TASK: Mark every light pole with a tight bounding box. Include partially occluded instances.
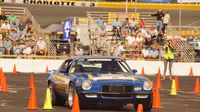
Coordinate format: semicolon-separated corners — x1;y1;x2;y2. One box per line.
179;0;182;36
125;0;128;13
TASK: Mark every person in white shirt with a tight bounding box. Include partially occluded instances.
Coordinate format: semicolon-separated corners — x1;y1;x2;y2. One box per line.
141;46;150;59
74;45;83;56
35;37;47;55
129;18;138;33
149;45;159;59
1;20;11;33
162;12;170;34
126;34;135;46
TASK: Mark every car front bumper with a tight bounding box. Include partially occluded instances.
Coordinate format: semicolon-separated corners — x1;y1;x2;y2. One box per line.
78;92;153;105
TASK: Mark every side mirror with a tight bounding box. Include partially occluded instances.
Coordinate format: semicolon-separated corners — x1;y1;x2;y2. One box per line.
132;69;137;74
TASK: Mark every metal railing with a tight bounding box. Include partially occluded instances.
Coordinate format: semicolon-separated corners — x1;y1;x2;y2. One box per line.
1;6;57;56
166;23;196;62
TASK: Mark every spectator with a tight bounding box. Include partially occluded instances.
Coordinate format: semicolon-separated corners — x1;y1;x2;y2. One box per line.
148;26;158;38
129;18;138;33
138;18;146;28
121;25;129;40
10;28;19;45
17;19;26;38
3;36;13;55
35;37;47;55
141;46;150;59
113;26;122;40
74;45;84;56
7;12;17;28
23;44;33;55
0;36;4;54
151;9;164;32
0;11;7;22
144;34;153;48
125;34;135;46
116;42;125;57
112;17;121;32
96;15;104;30
123;17;129;27
149;45;159;59
12;44;22;55
25;21;33;36
1;19;11;33
162;12;170;34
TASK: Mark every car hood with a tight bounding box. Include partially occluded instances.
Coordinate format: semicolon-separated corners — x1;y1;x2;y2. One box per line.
74;73;136;81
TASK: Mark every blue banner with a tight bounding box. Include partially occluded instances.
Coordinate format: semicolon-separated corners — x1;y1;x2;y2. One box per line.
63;19;72;42
144;0;174;2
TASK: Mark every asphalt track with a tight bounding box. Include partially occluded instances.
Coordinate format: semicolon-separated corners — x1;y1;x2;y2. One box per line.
1;73;200;112
1;3;200;28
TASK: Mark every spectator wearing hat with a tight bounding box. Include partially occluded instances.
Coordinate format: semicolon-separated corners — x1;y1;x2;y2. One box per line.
150;9;164;32
3;36;12;55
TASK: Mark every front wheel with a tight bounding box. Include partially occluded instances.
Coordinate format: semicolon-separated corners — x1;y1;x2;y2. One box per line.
67;83;77;108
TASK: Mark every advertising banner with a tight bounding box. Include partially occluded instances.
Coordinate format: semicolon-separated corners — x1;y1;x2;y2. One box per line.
144;0;174;2
63;19;72;42
177;0;200;3
0;0;96;7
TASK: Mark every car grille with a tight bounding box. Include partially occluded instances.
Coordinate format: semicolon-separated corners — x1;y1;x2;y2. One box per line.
102;85;132;93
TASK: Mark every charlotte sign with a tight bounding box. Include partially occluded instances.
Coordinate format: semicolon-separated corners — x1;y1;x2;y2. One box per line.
0;0;96;7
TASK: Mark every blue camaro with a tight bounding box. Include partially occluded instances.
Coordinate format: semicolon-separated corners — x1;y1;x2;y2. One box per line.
47;56;153;111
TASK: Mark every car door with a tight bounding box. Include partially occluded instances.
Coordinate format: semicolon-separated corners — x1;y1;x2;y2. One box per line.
54;59;72;96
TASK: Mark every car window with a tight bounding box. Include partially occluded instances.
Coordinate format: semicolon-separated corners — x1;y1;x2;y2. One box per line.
59;59;72;73
69;58;130;74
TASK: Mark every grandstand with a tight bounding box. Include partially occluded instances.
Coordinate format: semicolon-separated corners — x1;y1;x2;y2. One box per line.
0;1;199;62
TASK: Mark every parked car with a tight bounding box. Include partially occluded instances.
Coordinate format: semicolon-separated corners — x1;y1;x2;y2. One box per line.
47;56;153;111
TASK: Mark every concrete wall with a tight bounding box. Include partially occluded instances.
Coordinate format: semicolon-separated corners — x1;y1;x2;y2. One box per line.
0;59;200;76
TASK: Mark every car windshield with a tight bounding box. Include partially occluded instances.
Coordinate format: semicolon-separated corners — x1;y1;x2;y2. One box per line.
69;58;131;74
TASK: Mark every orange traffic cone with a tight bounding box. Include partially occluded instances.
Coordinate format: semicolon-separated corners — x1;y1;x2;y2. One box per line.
72;94;80;112
194;78;200;94
153;89;162;109
0;67;3;86
141;67;145;76
27;87;38;110
29;74;35;89
13;64;17;74
156;68;161;89
175;76;180;91
189;67;193;77
151;81;155;94
137;104;143;112
46;65;48;74
1;76;8;92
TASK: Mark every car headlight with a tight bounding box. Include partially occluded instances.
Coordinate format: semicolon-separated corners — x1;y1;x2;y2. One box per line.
82;80;92;90
143;81;152;91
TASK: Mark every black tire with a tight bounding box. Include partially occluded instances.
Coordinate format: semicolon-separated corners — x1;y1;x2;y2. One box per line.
50;87;65;106
67;83;78;109
134;101;152;111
